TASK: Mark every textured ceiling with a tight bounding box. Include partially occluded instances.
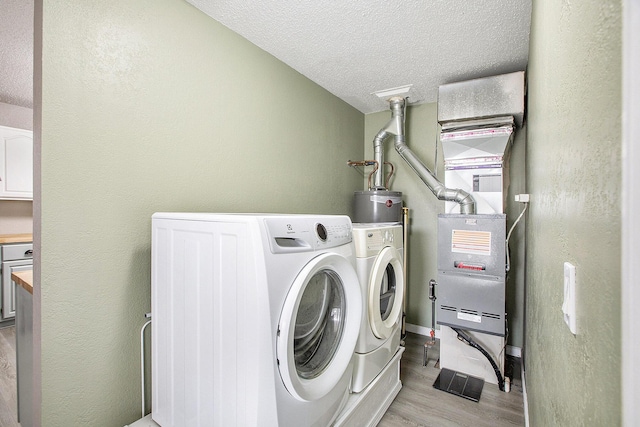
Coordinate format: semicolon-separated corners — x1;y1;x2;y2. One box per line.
0;1;531;114
186;0;532;113
0;0;33;109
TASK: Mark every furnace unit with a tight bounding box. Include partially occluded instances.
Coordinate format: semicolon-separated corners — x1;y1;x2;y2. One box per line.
436;213;506;336
435;71;525;387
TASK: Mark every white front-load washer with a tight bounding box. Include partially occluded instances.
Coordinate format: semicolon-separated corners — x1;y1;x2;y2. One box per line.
151;213;362;427
351;223;404;393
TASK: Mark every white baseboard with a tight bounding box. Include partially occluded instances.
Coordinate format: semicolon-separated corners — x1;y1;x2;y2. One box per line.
522;364;530;427
405;323;522;358
405;323;441;338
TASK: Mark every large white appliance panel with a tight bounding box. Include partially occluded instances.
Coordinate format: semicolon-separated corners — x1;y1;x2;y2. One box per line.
352;224;404;354
350;324;401;394
439;326;505;385
334;347;404;427
152;213;361;427
152;217;273;427
350;224;404;393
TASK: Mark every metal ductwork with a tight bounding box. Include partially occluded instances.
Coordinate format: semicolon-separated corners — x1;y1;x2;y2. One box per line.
373;97;476;215
437;71;525;215
434;72;526;387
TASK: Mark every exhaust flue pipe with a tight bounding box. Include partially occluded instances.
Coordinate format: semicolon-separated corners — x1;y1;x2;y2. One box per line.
374;97;476;215
372;100;404;189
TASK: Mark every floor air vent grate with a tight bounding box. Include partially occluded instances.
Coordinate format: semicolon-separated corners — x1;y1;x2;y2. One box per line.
433;368;484;402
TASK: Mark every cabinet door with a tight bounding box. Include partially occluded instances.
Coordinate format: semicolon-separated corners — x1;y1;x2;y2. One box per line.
0;125;33;200
1;261;32;320
16;283;33;427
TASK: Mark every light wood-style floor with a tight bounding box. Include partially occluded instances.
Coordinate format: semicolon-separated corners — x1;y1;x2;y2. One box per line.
379;332;525;427
0;325;19;427
0;328;524;427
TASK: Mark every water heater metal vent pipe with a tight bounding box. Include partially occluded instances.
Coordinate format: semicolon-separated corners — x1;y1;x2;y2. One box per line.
372;97;476;214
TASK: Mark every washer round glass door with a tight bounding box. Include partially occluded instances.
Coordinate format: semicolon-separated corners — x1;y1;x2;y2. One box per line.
277;252;362;402
369;246;404;339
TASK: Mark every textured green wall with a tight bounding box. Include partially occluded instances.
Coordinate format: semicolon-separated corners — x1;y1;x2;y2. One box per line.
37;0;363;425
525;0;622;425
364;103;527;349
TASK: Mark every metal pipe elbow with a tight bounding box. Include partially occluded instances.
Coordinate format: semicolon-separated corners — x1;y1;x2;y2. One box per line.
440;187;476;214
373;131;389;148
456;192;476;215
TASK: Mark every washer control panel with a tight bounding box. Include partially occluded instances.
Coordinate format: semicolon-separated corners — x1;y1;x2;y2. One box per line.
352;224;403;258
317;222;352;245
264;215;352;253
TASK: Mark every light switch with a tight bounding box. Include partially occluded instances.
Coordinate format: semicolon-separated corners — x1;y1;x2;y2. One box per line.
562;262;577;334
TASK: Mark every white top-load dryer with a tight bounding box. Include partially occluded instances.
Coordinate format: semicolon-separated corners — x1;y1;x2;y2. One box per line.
351;223;404;393
151;213;363;427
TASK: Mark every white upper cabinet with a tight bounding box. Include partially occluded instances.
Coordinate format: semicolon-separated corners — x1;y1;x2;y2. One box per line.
0;125;33;200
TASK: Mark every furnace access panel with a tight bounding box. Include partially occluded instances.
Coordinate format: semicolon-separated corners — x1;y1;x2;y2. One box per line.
436;214;507;336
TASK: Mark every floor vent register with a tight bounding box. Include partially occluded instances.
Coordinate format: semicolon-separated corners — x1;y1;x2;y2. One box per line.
433;368;484;402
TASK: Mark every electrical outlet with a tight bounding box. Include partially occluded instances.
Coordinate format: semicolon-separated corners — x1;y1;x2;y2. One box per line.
515;194;530;203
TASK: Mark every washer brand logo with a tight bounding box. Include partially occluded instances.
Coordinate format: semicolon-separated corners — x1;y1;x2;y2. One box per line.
287;224;293;231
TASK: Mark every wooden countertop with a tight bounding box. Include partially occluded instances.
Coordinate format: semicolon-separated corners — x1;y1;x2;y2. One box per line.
0;233;33;244
11;270;33;295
